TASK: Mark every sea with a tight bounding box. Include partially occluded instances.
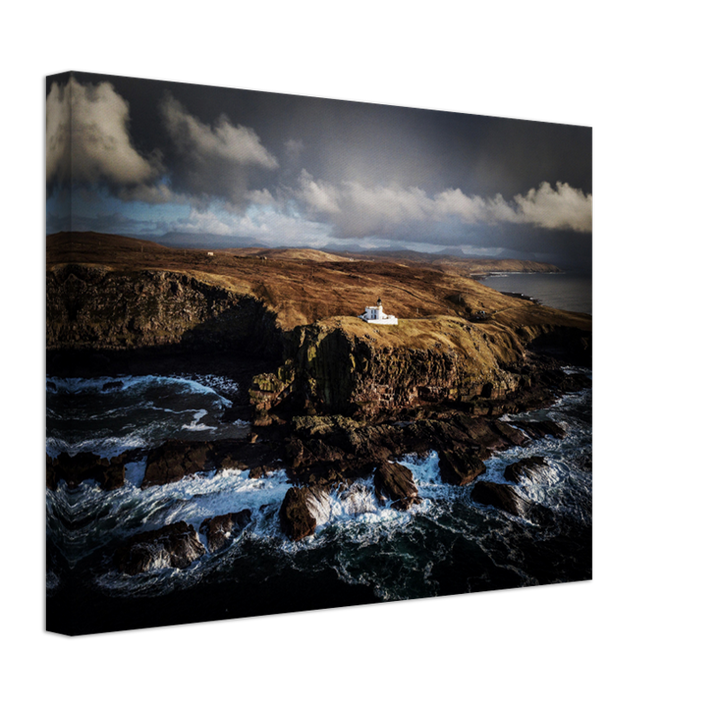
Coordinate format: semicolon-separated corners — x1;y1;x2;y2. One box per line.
46;371;592;634
477;272;592;315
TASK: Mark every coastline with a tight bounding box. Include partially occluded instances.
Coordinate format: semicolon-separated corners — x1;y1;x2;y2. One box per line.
46;334;591;636
46;235;592;634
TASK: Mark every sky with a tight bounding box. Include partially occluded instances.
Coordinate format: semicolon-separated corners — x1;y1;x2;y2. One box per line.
46;72;592;270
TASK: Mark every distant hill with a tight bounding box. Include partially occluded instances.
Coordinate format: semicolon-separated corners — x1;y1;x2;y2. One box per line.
325;249;562;277
46;231;562;277
153;232;268;249
223;247;354;263
47;232;171;263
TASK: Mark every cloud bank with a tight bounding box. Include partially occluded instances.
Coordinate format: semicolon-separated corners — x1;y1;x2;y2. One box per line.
296;171;592;236
46;74;592;268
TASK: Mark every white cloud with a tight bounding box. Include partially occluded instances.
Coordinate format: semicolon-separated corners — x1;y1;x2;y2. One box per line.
513;181;592;232
160;95;278;205
161;96;277;169
434;188;485;223
294;172;592;236
297;169;341;214
46;76;159;188
46;81;71;185
169;202;332;247
345;182;434;223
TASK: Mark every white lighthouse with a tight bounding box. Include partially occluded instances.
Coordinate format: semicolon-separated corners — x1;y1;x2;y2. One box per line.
359;297;398;325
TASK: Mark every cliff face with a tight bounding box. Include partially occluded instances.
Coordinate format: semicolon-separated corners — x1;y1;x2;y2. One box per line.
46;264;282;356
250;316;530;419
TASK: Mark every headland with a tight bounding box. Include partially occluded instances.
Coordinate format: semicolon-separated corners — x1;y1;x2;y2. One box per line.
46;231;592;632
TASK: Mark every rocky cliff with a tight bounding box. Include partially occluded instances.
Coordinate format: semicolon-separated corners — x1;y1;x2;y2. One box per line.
46;263;283;357
249;315;532;419
250;300;592;418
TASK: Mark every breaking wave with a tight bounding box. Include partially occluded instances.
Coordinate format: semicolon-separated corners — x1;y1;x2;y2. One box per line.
47;373;591;605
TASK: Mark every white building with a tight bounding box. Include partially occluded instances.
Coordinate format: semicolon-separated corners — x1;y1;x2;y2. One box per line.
359;298;398;325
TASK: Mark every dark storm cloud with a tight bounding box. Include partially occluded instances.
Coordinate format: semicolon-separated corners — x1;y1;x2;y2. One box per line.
48;72;592;268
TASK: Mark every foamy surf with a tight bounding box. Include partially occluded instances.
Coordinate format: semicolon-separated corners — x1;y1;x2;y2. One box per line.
46;374;248;459
47;371;592;605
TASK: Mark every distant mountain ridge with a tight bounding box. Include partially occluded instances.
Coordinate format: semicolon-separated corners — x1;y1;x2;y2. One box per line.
153;232;268;249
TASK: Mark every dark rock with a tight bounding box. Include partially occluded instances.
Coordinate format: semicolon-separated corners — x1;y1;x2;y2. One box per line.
279;487;317;541
374;460;420;509
390;497;422;511
46;452;126;491
438;447;486;485
46;263;284;358
102;380;124;391
490;421;527;447
210;438;284;475
504;456;547;483
142;441;214;488
518;420;566;440
283;412;531;488
200;510;252;552
115;521;206;575
285;416;409;484
471;481;532;517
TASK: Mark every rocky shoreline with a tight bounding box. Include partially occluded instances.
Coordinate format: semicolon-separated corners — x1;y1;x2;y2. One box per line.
48;344;589;574
47;244;591;578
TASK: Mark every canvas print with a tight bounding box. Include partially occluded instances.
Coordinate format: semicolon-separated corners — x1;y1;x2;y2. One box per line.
46;72;592;635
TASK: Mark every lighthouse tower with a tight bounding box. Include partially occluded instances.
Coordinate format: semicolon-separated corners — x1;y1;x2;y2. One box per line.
359;297;398;325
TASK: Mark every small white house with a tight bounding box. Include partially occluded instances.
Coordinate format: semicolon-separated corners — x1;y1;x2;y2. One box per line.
359;298;398;325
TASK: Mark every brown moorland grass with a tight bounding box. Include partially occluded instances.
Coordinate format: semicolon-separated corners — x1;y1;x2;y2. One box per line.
47;232;590;334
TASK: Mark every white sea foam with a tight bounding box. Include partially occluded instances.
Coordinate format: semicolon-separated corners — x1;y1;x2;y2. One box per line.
180;409;216;432
396;451;442;487
306;479;381;529
173;374;240;397
49;373;592;602
113;467;295;535
47;374;233;406
46;373;241;459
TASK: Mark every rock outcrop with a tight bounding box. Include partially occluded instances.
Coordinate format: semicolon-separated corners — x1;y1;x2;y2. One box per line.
279;487;318;541
503;456;547;484
249;315;592;427
437;447;486;486
374;461;421;510
142;441;215;488
200;510;253;553
470;481;533;518
46;436;290;497
115;522;206;575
